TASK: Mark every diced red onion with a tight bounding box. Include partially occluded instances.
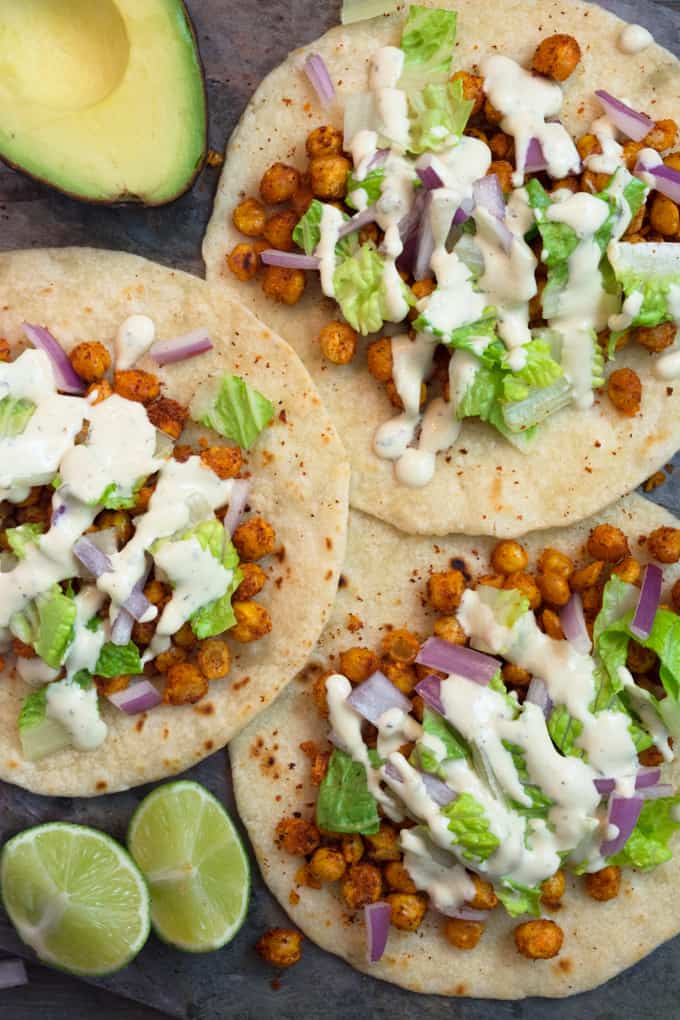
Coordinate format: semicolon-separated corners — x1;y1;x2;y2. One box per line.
473;174;506;220
559;593;591;655
523;137;548;173
600;794;643;857
338;205;377;239
594;90;654;142
108;678;162;715
347;670;412;725
304;53;336;107
631;563;663;640
22;323;86;395
122;588;151;623
73;537;112;578
397;188;428;275
639;783;674;800
452;198;473;226
223;479;251;536
383;761;456;807
0;959;27;989
50;500;67;526
365;901;391;963
636;162;680;203
416;165;444;190
594;768;660;795
416;637;500;685
367;148;389;172
111;608;134;646
415;674;444;715
261;250;320;270
413;193;435;280
525;677;552;718
149;330;213;367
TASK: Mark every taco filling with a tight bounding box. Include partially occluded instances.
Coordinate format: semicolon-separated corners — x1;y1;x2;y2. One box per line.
0;320;277;761
274;526;680;963
227;5;680;487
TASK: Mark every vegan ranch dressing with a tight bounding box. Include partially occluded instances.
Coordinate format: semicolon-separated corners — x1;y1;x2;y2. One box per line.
619;24;654;54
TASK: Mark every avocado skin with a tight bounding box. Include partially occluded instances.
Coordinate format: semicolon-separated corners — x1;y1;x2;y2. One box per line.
0;0;208;208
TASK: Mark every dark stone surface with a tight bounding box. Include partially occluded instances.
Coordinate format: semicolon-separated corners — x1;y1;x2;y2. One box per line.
3;0;680;1018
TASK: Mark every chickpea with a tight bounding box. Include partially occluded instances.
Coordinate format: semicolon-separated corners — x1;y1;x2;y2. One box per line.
227;242;261;282
411;694;425;722
163;662;208;705
231;601;273;642
95;674;129;697
366;337;393;382
86;379;113;404
384;860;416;893
200;445;243;480
585;866;621;901
537;547;573;579
649;194;680;237
411;278;436;303
12;638;36;659
570;560;604;591
197;639;231;680
69;341;111;383
233;517;276;561
263;210;298;252
540;870;566;908
341;834;364;865
644;119;678;152
541;608;564;640
341;863;383;909
532;33;581;81
233;197;266;237
339;646;379;684
489;131;514;161
259;163;300;204
173;444;194;463
576;133;601;160
623;206;645;240
622;141;645;170
444;918;485;950
311;670;336;717
359;222;380;246
612;556;641;585
433;615;466;645
672;577;680;612
261;265;306;305
648;526;680;563
275;817;320;856
144;579;171;609
427;570;466;612
626;640;657;674
502;663;531;688
635;322;677;352
318;321;358;365
146;397;188;441
364;822;401;863
488;160;513;192
476;573;504;589
639;745;665;767
514;919;563;959
503;572;541;610
131;620;155;647
483;98;503;126
536;572;571;607
113;369;160;404
385;378;427;411
256;928;303;968
382;659;418;695
382;628;420;665
154;646;187;673
550;176;579;194
309;155;352;200
234;562;266;600
95;509;133;547
607;367;641;416
469;874;498;911
306;125;344;159
387;892;427;932
450;70;485;116
491;540;529;575
291;179;315;217
173;621;198;650
309;847;346;883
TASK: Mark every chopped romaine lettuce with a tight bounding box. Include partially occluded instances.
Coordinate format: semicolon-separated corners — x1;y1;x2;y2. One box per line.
609;796;680;871
407;79;474;154
398;5;458;91
502;741;553;819
496;879;542;918
501;376;573;433
18;688;72;762
548;703;585;759
11;585;76;669
94;477;146;511
499;339;564;402
475;585;530;632
95;641;142;678
5;522;43;560
412;707;469;775
340;0;399;25
442;792;500;862
315;748;380;834
333;243;414;335
0;396;36;438
346;168;385;210
191;374;274;450
292;199;358;257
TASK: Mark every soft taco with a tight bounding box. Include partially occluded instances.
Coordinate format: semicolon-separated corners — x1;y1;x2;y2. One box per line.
232;494;680;997
0;248;349;796
204;0;680;536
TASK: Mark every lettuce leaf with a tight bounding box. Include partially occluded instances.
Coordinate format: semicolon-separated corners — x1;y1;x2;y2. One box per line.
95;641;142;678
548;703;585;759
407;79;474;154
412;707;469;775
399;5;457;90
315;748;380;834
192;374;274;450
94;477;146;511
502;741;553;819
292;199;358;257
442;792;500;862
346;168;385;210
10;585;76;669
5;522;44;560
186;521;243;639
18;688;72;762
0;396;36;438
496;879;542;918
333;242;413;335
609;796;680;871
499;339;563;402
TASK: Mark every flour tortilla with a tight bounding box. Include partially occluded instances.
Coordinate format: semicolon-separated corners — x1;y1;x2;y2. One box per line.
0;248;350;796
203;0;680;537
231;494;680;998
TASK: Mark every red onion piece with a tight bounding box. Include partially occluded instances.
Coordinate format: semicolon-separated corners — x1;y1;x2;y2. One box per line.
0;959;27;989
347;670;412;725
149;330;213;367
452;199;473;226
397;188;428;275
367;148;389;172
261;250;320;270
338;205;377;239
525;677;552;717
73;537;112;578
473;174;505;220
383;760;456;807
108;678;162;715
416;637;500;685
594;90;654;142
594;768;660;796
22;323;86;395
50;500;67;527
523;137;548;173
365;901;391;963
600;795;643;857
415;674;444;715
223;479;251;536
416;165;444;190
639;783;674;800
304;53;336;107
111;608;134;646
559;593;591;655
638;162;680;204
631;563;663;640
413;193;435;280
122;588;152;623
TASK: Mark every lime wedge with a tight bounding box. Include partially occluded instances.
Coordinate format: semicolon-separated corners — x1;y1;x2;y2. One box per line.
1;822;150;975
127;780;250;952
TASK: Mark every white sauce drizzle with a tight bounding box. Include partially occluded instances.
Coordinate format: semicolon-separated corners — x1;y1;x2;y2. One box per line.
619;24;654;54
114;315;156;371
153;536;233;636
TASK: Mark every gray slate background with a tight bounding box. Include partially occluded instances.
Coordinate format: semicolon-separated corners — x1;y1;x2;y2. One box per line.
3;0;680;1017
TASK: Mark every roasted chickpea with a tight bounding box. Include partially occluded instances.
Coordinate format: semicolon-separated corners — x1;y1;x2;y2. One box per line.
488;160;513;192
644;119;678;152
95;509;133;547
364;823;401;863
541;608;564;640
476;573;504;589
341;862;383;909
339;646;379;684
540;870;566;908
514;919;563;959
131;620;155;647
233;197;267;237
291;179;315;217
450;70;485;116
382;628;420;665
173;621;198;650
95;674;129;697
427;570;466;612
502;663;531;688
469;875;498;911
113;369;160;404
570;560;604;591
197;639;231;680
146;397;188;440
256;928;303;968
261;265;306;305
163;662;208;705
384;860;416;893
231;601;273;642
577;133;601;161
622;140;645;170
483;99;503;126
263;210;298;251
491;540;529;575
311;670;335;717
639;745;665;767
12;638;36;659
607;367;641;416
581;584;604;617
69;341;111;383
309;847;346;883
275;817;320;856
309;155;352;200
366;337;393;382
489;131;514;161
582;170;611;193
173;444;194;463
550;176;579;194
387;892;427;932
144;579;171;609
648;526;680;563
433;615;466;645
585;866;621;901
649;194;680;237
536;572;571;607
626;640;657;674
341;834;364;865
382;659;418;695
503;572;541;610
227;242;261;282
532;33;581;81
233;517;276;561
260;163;300;204
444;918;484;950
411;278;436;303
612;556;642;585
154;646;188;673
86;379;113;404
537;547;573;578
234;562;266;600
635;322;677;352
318;321;358;365
200;445;243;480
306;125;344;159
672;577;680;612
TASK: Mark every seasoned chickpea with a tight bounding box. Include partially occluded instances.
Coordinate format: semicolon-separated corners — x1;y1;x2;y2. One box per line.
174;621;198;650
114;369;160;404
541;608;564;640
503;572;541;610
476;573;504;589
163;663;208;705
200;445;243;480
537;572;571;607
260;163;300;204
411;278;436;303
585;866;621;901
339;646;379;684
469;875;498;911
173;444;194;463
483;98;503;126
537;547;573;578
69;341;111;383
644;119;678;152
318;321;358;364
639;745;665;767
582;169;611;193
427;569;466;612
550;176;579;194
433;615;466;644
146;397;188;440
275;817;320;856
95;509;133;547
309;155;352;200
227;242;261;282
514;919;563;959
648;526;680;563
131;620;155;647
532;33;581;80
622;140;645;170
233;197;267;237
291;179;315;217
306;125;344;158
450;70;485;116
626;640;657;674
387;892;427;932
341;834;364;865
444;918;484;950
12;638;36;659
607;367;641;416
364;823;401;863
488;160;513;192
491;540;529;575
86;379;113;404
612;556;642;585
581;584;604;617
144;579;171;609
95;674;129;697
341;863;383;909
576;133;601;160
263;209;298;251
672;577;680;612
311;670;334;717
256;928;303;968
570;560;604;591
197;639;231;680
231;601;273;642
650;194;680;237
261;265;306;305
234;562;266;600
489;131;514;161
309;847;346;883
366;337;393;382
384;860;416;893
382;629;420;665
540;870;566;907
233;517;276;561
635;322;677;352
382;659;418;695
502;663;531;688
154;646;188;673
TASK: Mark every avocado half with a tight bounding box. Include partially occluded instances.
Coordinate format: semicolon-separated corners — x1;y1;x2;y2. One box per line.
0;0;207;206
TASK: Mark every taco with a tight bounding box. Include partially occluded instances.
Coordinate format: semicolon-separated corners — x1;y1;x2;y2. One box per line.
232;494;680;997
204;0;680;537
0;248;349;796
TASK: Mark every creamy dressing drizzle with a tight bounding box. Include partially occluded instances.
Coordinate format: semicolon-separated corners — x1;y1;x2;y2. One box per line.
153;536;233;636
114;315;156;371
619;24;654;54
316;204;344;298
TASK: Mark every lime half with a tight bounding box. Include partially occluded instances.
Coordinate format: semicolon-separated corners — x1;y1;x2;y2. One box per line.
1;822;150;975
128;780;250;952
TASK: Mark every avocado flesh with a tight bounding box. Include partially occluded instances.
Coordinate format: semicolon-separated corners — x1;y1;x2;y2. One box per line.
0;0;206;205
